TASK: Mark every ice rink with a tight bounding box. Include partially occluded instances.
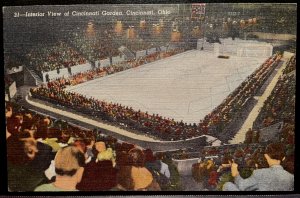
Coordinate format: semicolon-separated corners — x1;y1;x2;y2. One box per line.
66;50;267;124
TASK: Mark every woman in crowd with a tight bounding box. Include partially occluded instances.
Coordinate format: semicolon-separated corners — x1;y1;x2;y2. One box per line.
116;148;161;191
7;136;46;191
77;141;117;191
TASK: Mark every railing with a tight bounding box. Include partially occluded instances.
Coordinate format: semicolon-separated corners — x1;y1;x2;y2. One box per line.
118;46;136;60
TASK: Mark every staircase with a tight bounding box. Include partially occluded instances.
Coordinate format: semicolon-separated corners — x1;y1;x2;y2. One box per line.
229;60;287;144
24;66;43;86
118;46;136;60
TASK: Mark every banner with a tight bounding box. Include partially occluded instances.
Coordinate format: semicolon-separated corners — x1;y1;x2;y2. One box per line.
191;3;206;19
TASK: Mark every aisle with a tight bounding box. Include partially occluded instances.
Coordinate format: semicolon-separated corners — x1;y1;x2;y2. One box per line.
229;59;287;144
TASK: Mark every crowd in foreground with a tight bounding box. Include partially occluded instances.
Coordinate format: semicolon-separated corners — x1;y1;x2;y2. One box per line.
30;53;282;141
6;99;294;191
192;134;294;191
6;102;181;191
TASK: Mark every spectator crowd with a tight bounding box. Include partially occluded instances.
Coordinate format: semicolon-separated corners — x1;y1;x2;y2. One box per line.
26;41;87;73
69;28;120;62
254;55;295;129
6;102;181;191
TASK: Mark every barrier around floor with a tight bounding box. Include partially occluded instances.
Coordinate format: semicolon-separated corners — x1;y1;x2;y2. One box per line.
42;62;92;82
136;50;147;58
99;58;110;67
112;55;125;64
173;158;200;176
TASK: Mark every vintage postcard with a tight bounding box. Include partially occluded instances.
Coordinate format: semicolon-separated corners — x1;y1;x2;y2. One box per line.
3;3;296;193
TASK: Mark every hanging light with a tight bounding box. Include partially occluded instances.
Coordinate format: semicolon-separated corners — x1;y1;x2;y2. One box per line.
171;30;181;42
153;24;161;35
114;20;123;35
140;20;146;29
127;26;136;39
248;18;253;24
192;26;201;37
240;19;245;28
86;21;95;38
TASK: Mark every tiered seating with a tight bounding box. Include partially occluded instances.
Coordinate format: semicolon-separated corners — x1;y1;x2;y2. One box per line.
25;41;87;73
282;55;296;75
191;125;294;191
69;29;120;62
253;55;295;129
4;53;23;70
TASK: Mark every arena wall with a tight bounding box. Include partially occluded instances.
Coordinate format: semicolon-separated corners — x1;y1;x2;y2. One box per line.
249;32;296;41
197;38;273;58
173;158;200;176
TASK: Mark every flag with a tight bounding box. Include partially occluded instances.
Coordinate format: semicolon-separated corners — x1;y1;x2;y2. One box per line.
191;3;206;18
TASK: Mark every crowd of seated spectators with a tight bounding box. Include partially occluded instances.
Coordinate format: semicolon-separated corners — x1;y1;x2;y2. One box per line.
30;53;281;141
4;53;23;70
192;143;267;190
192;133;294;191
69;30;120;62
253;55;295;129
25;41;87;73
6;102;181;191
221;142;294;191
282;55;296;75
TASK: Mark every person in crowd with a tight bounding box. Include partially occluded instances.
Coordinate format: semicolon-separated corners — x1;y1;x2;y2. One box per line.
223;142;294;191
144;149;161;174
155;152;171;179
116;148;161;191
77;141;117;191
149;152;171;190
244;128;253;144
7;136;45;191
34;146;85;191
6;102;13;139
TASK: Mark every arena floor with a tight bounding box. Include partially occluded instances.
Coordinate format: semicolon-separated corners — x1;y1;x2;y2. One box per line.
66;50;267;124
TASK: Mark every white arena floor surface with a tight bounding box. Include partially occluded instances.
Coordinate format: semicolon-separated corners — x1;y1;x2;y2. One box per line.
66;50;267;124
